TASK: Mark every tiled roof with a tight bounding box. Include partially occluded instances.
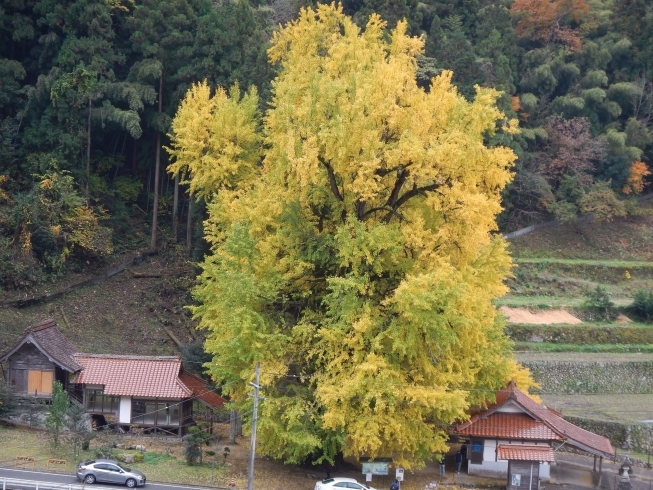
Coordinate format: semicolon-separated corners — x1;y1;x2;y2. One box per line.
73;354;192;398
457;413;561;440
497;444;555;462
178;371;225;409
457;381;614;457
0;318;81;372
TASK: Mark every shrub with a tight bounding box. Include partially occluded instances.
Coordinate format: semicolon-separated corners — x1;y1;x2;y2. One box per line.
583;285;614;320
133;453;144;463
630;290;653;322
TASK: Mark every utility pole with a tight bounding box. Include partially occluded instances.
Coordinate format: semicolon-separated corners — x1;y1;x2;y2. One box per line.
247;362;261;490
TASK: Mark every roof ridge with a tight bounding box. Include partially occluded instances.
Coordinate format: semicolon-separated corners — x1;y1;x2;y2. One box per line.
25;318;57;332
74;353;181;361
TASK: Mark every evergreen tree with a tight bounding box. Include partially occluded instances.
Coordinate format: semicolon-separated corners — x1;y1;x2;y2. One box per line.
44;381;68;448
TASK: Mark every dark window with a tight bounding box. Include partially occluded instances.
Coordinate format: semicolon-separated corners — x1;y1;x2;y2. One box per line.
132;400;146;423
470;440;484;465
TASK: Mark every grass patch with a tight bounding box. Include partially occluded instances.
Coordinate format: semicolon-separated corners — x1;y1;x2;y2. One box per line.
142;452;175;464
496;296;633;307
514;258;653;267
513;342;653;353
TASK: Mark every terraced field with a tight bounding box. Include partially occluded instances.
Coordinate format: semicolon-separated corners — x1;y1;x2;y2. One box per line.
504;211;653;448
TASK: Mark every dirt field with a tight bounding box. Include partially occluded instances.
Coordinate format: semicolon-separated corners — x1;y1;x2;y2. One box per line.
500;306;582;324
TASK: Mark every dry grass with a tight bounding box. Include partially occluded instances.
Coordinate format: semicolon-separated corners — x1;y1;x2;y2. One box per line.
538;394;653;423
0;424;502;490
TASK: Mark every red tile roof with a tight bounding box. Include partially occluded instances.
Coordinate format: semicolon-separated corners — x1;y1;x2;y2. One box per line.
178;371;225;409
497;444;555;462
73;354;192;398
457;381;614;457
457;413;561;440
0;318;81;372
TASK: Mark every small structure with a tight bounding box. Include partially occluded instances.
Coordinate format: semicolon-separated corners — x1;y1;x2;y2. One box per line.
1;319;225;435
0;318;80;399
498;444;554;490
455;381;614;485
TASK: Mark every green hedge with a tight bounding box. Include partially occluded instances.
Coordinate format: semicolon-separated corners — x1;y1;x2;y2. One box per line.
506;324;653;344
513;342;653;353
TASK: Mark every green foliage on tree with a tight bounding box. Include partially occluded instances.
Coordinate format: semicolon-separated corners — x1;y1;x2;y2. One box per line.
0;380;18;418
183;425;211;465
44;381;68;448
630;290;653;323
583;285;615;321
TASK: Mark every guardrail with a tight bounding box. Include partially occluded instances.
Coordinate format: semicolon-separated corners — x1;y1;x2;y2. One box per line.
0;478;83;490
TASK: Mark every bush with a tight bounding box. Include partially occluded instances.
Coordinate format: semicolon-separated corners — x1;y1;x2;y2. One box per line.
630;290;653;322
133;453;144;463
583;285;614;320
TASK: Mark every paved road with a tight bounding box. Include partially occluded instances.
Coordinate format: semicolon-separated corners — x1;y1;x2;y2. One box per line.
552;454;653;490
0;468;220;490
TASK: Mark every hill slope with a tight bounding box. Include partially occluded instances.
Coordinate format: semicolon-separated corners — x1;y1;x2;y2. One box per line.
0;246;198;357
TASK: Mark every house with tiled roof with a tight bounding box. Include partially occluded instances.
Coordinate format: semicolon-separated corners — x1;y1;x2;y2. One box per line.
0;319;225;436
455;381;614;489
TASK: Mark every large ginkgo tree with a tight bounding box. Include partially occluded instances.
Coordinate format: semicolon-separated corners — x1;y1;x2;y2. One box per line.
167;3;533;468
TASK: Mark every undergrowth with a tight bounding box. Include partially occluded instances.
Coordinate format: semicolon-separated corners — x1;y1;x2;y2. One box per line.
513;342;653;353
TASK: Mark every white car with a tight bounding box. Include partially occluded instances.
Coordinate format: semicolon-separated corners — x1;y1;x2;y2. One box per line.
315;477;377;490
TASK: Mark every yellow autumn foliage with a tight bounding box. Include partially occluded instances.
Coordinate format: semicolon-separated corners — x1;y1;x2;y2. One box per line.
168;3;533;469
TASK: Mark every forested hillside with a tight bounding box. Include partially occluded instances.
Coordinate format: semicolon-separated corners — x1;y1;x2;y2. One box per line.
1;0;652;291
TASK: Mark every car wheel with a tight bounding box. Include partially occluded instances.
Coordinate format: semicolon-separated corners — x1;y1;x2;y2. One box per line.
85;475;96;484
125;478;137;488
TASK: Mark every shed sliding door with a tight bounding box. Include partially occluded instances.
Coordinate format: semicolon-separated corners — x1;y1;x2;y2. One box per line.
27;370;53;395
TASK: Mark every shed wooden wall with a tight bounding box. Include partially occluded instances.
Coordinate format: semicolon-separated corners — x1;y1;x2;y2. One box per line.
6;343;55;394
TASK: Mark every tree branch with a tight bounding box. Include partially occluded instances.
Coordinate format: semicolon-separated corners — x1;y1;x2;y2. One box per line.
383;182;442;222
386;168;408;208
320;157;344;202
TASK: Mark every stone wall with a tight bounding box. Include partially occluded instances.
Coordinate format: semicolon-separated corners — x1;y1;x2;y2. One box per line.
565;417;653;456
523;361;653;394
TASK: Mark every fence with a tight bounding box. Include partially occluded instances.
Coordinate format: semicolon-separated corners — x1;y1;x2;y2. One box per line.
1;478;82;490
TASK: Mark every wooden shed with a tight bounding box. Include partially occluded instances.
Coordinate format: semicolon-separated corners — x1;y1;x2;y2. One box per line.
0;318;81;399
498;444;555;490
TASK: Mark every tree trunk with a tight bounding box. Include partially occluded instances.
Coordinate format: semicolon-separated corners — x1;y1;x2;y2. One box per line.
173;173;179;239
150;73;163;251
86;95;92;198
186;195;192;254
132;139;137;175
229;409;242;442
229;409;237;444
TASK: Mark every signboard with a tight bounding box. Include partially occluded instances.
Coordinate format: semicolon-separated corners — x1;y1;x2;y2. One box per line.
361;462;389;475
511;474;521;487
396;467;404;482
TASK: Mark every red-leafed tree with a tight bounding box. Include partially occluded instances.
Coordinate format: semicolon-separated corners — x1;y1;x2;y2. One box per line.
539;116;606;188
510;0;589;51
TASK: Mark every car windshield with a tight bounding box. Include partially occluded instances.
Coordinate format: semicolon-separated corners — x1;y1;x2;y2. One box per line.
118;464;131;472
